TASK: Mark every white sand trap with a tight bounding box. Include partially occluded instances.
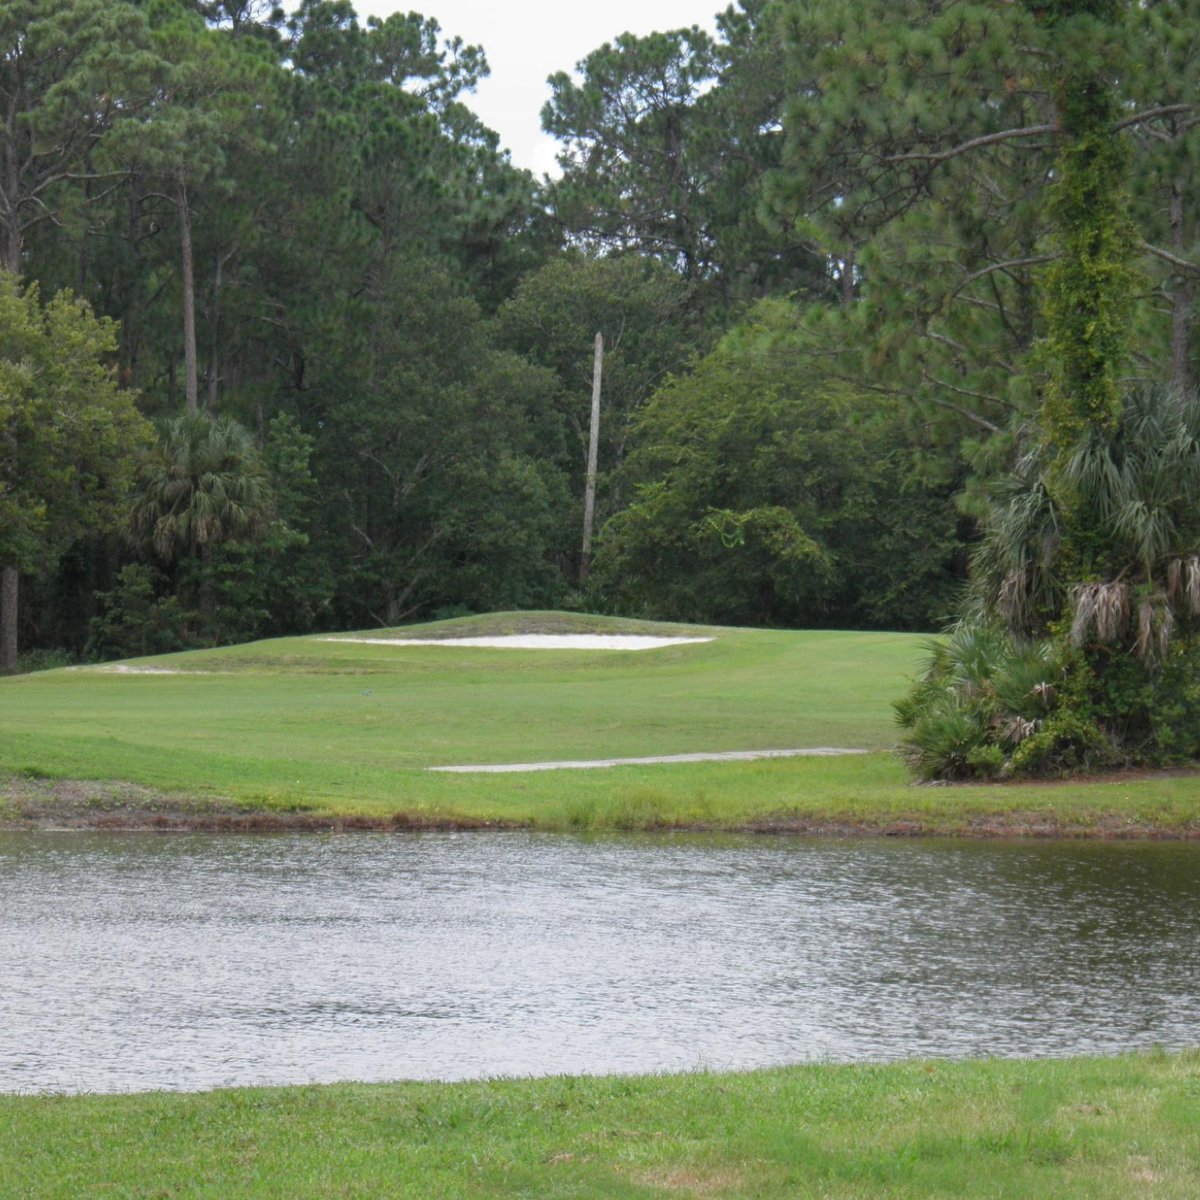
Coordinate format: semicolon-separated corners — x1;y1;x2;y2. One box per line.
429;748;867;773
319;634;713;651
78;664;211;676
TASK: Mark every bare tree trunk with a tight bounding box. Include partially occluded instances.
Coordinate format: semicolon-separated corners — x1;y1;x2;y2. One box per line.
2;183;22;671
122;176;142;387
177;171;199;412
198;541;215;637
840;250;856;308
2;90;23;278
579;332;604;585
1170;182;1193;392
1;566;17;674
206;246;223;411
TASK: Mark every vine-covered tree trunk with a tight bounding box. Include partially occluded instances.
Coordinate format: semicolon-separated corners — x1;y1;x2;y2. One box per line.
1029;0;1139;581
1037;5;1138;453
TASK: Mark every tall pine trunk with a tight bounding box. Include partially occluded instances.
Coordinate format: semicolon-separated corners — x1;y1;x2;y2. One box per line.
1170;182;1193;392
0;567;16;674
1;178;21;673
206;247;223;410
177;171;199;412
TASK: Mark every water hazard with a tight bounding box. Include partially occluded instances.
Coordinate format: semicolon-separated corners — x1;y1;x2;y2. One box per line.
1;832;1197;1094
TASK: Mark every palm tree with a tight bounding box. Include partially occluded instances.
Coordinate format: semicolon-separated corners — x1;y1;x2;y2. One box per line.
973;385;1200;662
899;385;1200;780
129;411;273;629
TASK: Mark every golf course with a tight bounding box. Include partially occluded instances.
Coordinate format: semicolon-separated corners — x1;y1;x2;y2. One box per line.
6;0;1200;1188
1;612;1198;835
3;613;1200;1198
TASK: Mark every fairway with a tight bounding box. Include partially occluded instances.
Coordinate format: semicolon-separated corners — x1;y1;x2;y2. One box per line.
0;613;916;806
3;611;1199;834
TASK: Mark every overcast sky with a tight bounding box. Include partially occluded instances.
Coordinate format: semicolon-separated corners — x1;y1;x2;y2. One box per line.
351;1;721;177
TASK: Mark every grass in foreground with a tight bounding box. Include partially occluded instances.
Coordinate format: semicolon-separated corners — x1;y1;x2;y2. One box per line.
1;612;1198;834
2;1051;1198;1198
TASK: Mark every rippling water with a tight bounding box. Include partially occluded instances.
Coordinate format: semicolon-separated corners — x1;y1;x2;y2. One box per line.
0;832;1197;1093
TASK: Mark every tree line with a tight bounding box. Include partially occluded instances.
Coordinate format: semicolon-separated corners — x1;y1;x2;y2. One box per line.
1;0;1197;716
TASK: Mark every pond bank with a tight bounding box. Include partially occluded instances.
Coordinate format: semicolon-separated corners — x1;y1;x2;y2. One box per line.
3;1051;1198;1198
4;770;1200;838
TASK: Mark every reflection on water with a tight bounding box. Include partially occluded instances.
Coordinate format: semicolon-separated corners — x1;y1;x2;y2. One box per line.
0;831;1197;1094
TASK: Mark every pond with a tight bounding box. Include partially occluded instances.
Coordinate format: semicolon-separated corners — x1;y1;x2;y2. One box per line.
1;831;1197;1094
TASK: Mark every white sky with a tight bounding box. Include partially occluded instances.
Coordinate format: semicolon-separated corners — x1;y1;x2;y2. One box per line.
352;1;722;177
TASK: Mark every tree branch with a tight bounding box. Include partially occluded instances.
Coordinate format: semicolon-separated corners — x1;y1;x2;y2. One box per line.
920;371;1005;432
925;329;1018;376
1141;240;1200;278
348;520;375;551
885;124;1059;164
877;106;1193;172
948;254;1058;303
1112;103;1196;132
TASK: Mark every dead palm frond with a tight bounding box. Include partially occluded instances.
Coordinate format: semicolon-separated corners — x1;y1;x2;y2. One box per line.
996;714;1040;746
1069;581;1129;646
1133;595;1174;662
1187;558;1200;617
997;568;1028;628
1167;556;1200;617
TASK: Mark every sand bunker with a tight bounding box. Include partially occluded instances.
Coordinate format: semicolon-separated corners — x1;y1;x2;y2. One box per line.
429;748;867;773
319;634;713;651
80;665;208;676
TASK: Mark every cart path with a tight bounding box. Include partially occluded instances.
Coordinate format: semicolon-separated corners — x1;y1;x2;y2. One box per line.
428;748;869;773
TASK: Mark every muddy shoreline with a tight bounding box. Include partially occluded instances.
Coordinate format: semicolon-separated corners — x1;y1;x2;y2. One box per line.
2;774;1198;839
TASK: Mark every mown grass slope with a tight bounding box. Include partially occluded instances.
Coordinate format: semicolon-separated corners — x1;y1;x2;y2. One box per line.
1;612;1198;832
0;613;910;810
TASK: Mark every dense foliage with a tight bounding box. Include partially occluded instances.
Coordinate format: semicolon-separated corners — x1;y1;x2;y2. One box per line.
896;0;1200;777
593;303;963;630
0;0;1196;754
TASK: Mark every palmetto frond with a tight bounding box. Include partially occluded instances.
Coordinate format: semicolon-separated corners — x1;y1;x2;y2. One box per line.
972;461;1062;634
129;411;273;563
977;385;1200;655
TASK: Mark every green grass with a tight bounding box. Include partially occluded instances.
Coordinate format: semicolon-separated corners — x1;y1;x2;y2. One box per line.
2;611;1199;833
2;1051;1198;1198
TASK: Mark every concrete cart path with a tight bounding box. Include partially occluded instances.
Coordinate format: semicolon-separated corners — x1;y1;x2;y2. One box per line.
428;748;869;773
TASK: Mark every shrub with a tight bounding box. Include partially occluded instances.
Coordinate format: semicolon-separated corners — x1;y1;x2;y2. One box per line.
86;564;190;660
16;647;76;674
900;688;989;781
896;620;1068;780
898;618;1200;780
